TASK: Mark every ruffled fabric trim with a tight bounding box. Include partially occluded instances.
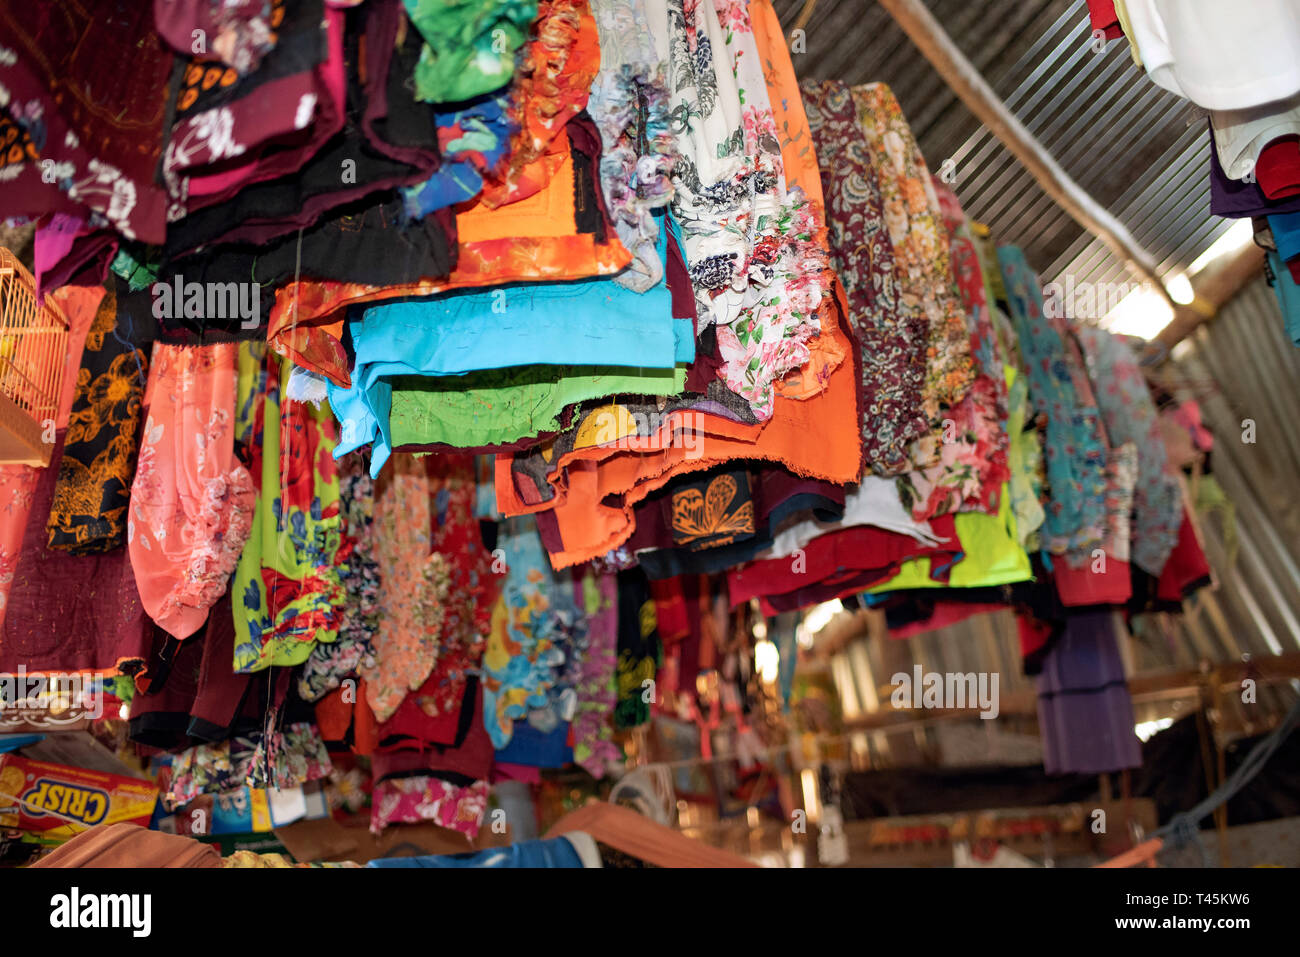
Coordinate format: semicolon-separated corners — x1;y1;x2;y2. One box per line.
590;61;678;292
154;465;256;626
480;0;599;208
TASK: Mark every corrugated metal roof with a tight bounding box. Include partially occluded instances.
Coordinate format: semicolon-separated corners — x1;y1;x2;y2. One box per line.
772;0;1234;292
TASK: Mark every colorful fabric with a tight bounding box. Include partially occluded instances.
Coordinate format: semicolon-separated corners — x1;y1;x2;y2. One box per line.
588;0;678;292
1076;326;1182;576
801;78;928;474
707;0;828;419
152;0;281;75
414;454;501;724
360;453;448;722
402;0;537;103
895;179;1010;520
402;94;514;218
369;774;489;838
127;343;254;640
165;721;333;809
267;124;633;387
996;245;1108;558
480;0;600;208
571;568;620;777
46;282;149;554
297;452;379;702
652;0;829;419
481;515;577;748
0;1;173;241
231;355;345;673
851;83;975;421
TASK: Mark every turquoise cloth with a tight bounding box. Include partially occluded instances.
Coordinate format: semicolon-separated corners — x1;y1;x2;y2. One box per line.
329;218;693;477
1267;249;1300;347
996;245;1109;558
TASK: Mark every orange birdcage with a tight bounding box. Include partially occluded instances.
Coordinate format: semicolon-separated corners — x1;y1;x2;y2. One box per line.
0;248;69;466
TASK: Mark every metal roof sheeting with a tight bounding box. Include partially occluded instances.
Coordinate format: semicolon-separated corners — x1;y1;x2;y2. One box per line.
773;0;1233;292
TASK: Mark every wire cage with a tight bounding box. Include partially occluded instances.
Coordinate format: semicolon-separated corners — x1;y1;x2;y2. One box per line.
0;248;69;466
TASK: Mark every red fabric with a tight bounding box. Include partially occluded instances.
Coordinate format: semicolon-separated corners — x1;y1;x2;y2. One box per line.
888;602;1008;640
1087;0;1123;39
1289;258;1300;285
1156;511;1212;602
1054;554;1132;607
1018;613;1053;664
1256;136;1300;200
729;515;961;611
370;685;494;782
649;577;691;644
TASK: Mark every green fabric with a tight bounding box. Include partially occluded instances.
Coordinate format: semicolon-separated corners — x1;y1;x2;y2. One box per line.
868;479;1032;592
233;353;344;674
1003;365;1045;551
388;364;688;449
402;0;537;103
110;246;162;292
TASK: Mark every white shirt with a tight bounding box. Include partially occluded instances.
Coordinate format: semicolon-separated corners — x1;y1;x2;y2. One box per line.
1124;0;1300;111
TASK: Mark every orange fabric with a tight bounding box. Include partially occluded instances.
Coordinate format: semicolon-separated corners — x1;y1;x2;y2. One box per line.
458;144;576;242
751;0;824;211
497;281;862;567
478;0;601;209
314;681;377;755
267;138;632;387
30;822;223;868
545;802;758;867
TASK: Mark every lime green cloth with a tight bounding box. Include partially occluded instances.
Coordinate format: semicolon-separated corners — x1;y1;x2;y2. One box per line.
388;364;687;449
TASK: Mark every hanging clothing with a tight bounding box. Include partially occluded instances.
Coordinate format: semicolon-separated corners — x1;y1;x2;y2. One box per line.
45;279;150;554
127;343;254;640
231;354;346;674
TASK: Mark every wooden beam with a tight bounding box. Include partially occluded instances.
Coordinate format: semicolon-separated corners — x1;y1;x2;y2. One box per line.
1153;241;1266;352
875;0;1174;307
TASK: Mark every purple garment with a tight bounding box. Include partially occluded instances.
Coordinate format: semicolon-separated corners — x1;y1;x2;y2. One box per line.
1210;122;1300;218
33;216;116;296
1036;610;1142;776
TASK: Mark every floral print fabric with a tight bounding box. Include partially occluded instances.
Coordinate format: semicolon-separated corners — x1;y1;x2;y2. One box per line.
1076;326;1182;576
370;775;489;838
232;354;346;673
297;452;379;702
46;282;149;554
801;78;928;475
851;83;975;421
406;454;501;725
655;0;828;419
589;0;678;292
0;1;173;241
571;569;620;777
482;515;576;748
361;453;449;722
127;343;255;640
165;721;333;809
895;180;1010;520
997;245;1108;559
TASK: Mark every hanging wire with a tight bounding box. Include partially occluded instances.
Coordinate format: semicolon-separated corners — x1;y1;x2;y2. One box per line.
1153;696;1300;861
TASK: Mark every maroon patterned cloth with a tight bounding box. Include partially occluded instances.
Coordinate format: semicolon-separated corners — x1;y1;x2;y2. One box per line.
0;433;152;675
801;79;928;476
0;0;174;242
